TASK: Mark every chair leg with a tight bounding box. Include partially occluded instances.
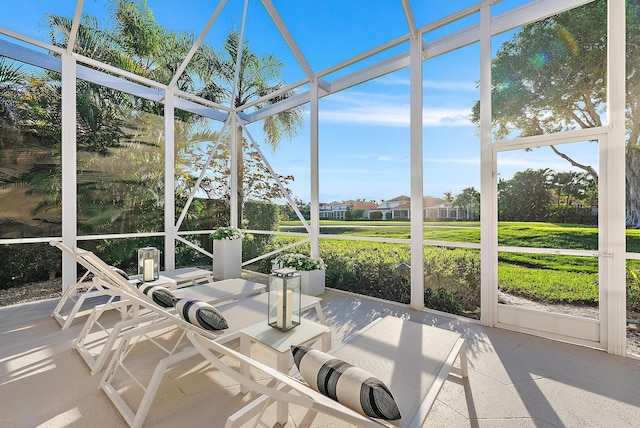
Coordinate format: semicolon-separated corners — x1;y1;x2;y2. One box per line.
52;271;94;330
459;342;469;378
225;394;275;428
100;322;200;428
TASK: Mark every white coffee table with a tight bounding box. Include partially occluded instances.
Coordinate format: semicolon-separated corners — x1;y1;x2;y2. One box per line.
239;319;332;424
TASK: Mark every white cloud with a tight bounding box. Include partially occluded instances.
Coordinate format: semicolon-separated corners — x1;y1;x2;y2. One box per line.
336;154;407;162
427;157;479;165
319;92;473;127
423;80;478;92
376;76;478;92
423;107;473;126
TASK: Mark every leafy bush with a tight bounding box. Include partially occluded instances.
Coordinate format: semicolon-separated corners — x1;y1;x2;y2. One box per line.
257;239;479;314
273;253;326;271
424;287;464;315
243;200;279;261
320;241;412;303
627;268;640;313
210;226;243;241
424;247;481;311
0;243;60;289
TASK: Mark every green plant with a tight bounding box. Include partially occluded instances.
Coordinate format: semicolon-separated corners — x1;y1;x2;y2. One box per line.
210;226;243;241
424;247;481;310
424;287;464;315
627;268;640;313
273;253;326;271
243;201;278;261
498;263;598;303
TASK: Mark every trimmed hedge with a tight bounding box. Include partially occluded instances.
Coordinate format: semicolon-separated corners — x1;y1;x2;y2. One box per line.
258;238;481;316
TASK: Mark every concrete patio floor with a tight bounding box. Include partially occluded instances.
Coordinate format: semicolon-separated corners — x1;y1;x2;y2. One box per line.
1;289;640;428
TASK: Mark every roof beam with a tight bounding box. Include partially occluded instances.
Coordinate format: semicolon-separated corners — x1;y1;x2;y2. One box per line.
174;97;229;121
401;0;418;40
231;0;249;108
169;0;228;89
425;0;595;58
0;38;226;121
66;0;84;55
236;77;310;113
0;27;65;56
0;38;62;72
260;0;320;84
248;0;595;122
2;0;595;127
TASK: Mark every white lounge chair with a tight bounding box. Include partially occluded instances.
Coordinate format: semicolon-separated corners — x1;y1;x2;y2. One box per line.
49;242;266;374
101;293;325;428
75;276;268;374
50;240;214;330
64;248;324;428
188;315;468;428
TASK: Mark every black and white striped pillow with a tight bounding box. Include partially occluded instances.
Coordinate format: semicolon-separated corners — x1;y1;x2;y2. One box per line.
175;299;228;330
110;266;130;280
138;284;176;308
291;345;401;421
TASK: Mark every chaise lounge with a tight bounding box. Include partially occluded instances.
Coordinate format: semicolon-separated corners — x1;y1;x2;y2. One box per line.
187;315;468;427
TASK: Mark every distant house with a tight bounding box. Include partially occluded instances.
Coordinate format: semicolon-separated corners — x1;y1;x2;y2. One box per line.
369;195;410;220
319;200;378;219
319;195;475;221
425;198;476;220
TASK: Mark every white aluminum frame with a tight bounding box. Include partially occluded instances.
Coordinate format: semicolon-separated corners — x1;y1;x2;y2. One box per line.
1;0;630;355
492;131;607;349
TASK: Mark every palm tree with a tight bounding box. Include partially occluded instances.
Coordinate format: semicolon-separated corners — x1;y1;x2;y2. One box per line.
0;58;26;147
43;1;210;236
42;4;302;239
196;31;304;224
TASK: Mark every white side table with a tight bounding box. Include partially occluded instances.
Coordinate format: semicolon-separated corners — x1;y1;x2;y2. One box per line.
239;320;331;424
130;274;178;290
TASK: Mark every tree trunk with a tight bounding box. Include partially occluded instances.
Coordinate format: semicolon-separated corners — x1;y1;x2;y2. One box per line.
236;123;244;227
626;145;640;228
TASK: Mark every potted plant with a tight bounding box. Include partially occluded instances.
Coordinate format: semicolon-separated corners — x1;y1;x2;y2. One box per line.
210;226;243;279
272;253;326;296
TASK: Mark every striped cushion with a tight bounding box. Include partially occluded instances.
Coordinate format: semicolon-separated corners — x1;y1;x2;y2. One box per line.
110;266;130;280
291;345;401;421
138;284;176;308
175;299;228;330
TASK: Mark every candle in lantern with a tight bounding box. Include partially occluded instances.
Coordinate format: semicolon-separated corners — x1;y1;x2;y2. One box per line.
143;259;154;282
276;289;292;329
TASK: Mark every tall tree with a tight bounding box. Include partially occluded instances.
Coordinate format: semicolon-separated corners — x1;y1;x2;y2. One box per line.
0;58;26;147
453;187;480;220
197;31;304;224
472;0;640;226
42;0;223;234
498;169;553;222
6;1;302;238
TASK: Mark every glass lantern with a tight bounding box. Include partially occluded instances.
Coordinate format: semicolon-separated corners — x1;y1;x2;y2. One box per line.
138;247;160;282
268;268;301;332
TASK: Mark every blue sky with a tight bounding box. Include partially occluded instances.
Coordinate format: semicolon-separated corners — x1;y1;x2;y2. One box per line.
1;1;598;204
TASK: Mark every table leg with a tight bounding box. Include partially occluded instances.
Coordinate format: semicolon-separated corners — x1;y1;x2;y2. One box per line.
276;353;290;425
312;302;326;324
240;334;251;394
320;330;331;352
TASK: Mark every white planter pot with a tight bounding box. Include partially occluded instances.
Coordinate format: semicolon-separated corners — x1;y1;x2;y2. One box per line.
299;269;325;296
212;239;242;280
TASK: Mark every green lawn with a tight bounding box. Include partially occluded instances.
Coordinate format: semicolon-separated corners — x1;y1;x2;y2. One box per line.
278;219;640;304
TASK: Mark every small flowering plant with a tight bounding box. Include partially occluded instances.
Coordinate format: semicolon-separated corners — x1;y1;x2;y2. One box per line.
210;226;244;241
272;253;326;271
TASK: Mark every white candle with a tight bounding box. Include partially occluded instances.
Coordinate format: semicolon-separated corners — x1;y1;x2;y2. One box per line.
143;259;154;281
276;290;292;329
